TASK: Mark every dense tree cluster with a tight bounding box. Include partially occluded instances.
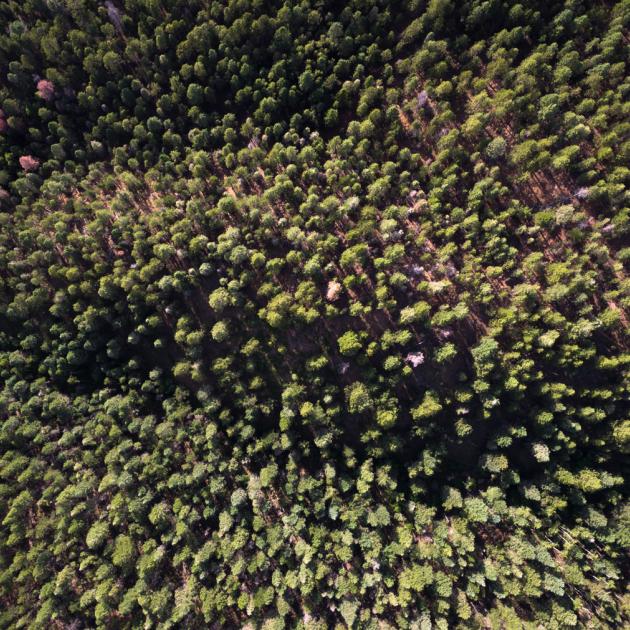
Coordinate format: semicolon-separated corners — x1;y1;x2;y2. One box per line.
0;0;628;628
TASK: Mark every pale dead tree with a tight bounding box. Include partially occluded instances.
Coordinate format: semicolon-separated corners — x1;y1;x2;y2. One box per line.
326;280;342;302
105;1;124;35
405;351;425;368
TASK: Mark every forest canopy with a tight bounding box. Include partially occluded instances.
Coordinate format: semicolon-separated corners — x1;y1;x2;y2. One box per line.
0;0;628;628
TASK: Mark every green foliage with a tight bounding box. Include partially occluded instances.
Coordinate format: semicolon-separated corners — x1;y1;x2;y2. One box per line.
85;521;109;550
339;600;359;628
211;320;229;342
338;331;362;356
0;1;627;628
486;136;507;160
112;535;136;569
412;391;443;420
346;383;373;414
399;563;434;592
208;288;230;312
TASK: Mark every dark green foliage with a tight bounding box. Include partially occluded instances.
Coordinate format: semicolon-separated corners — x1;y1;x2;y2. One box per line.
0;1;628;628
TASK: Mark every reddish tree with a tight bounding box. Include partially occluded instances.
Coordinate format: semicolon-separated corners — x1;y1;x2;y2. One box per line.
36;79;55;101
19;155;40;171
